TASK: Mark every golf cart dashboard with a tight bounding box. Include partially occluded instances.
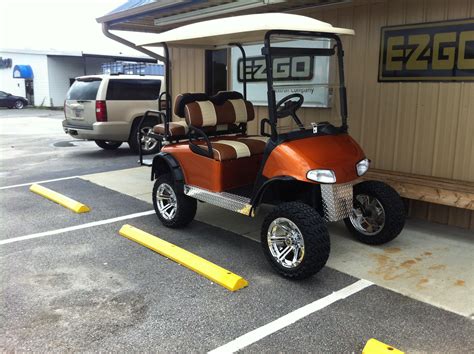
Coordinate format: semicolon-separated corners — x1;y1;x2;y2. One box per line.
275;122;347;144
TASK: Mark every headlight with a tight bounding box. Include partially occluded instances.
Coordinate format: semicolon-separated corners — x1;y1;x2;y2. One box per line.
307;169;336;183
356;158;370;176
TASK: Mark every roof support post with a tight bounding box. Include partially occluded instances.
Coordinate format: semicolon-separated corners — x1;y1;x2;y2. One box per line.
229;43;247;100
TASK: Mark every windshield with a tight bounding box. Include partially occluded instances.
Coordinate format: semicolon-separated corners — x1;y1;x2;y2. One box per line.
268;35;344;136
231;34;345;138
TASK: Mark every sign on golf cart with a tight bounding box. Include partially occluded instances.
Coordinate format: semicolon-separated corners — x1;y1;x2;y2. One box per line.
231;40;332;107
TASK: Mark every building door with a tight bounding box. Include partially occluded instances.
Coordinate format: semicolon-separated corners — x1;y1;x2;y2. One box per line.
25;79;34;106
205;49;227;95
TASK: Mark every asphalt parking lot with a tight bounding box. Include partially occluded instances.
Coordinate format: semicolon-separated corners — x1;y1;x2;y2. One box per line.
1;109;473;352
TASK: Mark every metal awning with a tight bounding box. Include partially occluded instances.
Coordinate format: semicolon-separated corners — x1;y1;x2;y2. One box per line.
97;0;351;33
139;13;354;48
13;65;33;79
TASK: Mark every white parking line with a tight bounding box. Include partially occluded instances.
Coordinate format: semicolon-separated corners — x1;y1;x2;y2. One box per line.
208;279;373;354
0;176;80;190
0;210;155;245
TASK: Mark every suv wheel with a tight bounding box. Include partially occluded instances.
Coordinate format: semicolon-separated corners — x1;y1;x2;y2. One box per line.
129;117;161;155
261;202;330;280
95;140;122;150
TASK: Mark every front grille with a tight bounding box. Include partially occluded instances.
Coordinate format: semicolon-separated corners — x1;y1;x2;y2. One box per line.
321;183;353;222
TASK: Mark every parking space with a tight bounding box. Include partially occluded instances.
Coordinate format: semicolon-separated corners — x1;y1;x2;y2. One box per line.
1;110;473;352
0;178;152;240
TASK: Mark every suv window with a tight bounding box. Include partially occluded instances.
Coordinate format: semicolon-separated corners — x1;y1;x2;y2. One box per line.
67;79;101;100
106;79;161;100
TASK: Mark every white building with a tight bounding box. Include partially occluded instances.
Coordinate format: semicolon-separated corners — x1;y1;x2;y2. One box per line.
0;49;157;107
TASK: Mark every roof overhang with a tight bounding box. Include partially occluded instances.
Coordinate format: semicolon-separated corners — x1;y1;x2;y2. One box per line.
139;13;354;48
97;0;352;34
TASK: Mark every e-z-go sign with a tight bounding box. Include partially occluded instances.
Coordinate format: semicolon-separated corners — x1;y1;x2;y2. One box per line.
237;55;314;82
379;19;474;81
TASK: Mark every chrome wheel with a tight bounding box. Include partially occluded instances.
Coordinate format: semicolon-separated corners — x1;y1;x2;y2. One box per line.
140;127;158;152
156;183;177;220
267;217;305;269
349;194;385;236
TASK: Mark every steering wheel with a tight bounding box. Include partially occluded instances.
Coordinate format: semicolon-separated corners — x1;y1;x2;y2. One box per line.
276;93;305;130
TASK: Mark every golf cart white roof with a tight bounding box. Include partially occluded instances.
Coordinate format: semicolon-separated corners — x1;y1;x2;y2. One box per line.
140;13;354;48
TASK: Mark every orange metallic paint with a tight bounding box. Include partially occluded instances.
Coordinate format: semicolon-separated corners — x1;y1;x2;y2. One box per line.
263;134;365;184
162;142;262;192
162;133;365;192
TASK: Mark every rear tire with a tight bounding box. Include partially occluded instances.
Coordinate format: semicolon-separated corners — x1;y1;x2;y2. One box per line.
153;173;197;228
261;202;330;280
344;181;405;245
129;117;161;155
95;140;122;150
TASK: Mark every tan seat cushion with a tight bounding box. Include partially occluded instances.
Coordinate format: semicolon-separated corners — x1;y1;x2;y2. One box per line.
196;136;269;161
153;121;188;136
185;99;255;128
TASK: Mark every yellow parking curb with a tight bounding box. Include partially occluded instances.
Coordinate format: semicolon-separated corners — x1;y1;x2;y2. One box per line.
119;224;248;292
363;339;404;354
29;184;90;213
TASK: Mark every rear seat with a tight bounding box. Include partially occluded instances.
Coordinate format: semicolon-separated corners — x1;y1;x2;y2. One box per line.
184;95;269;161
153;93;208;136
153;91;249;137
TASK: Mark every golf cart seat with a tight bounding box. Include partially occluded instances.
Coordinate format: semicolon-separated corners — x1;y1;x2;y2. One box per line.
184;95;269;160
195;136;269;161
152;91;247;138
153;92;209;137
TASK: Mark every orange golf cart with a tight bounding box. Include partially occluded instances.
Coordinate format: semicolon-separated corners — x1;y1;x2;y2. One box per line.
135;13;405;279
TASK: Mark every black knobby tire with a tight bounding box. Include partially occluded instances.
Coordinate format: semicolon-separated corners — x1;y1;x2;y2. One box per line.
261;202;330;280
344;180;405;245
95;140;122;150
129;116;161;155
152;173;197;228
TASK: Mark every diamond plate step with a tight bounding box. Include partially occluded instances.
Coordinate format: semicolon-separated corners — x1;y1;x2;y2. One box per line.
184;185;253;216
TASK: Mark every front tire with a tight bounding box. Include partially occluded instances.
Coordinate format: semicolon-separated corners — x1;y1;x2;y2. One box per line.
152;173;197;228
129;117;161;155
95;140;122;150
344;181;405;245
15;100;24;109
261;202;330;280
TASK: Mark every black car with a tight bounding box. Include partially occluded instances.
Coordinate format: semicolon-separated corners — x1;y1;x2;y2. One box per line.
0;91;28;109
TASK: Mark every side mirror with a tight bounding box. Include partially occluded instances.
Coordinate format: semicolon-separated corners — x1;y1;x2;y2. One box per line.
7;93;12;96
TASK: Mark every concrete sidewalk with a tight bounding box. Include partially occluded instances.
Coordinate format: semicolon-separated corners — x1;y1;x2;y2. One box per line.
82;166;474;317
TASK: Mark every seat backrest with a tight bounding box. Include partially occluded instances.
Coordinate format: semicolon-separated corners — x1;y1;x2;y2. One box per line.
174;93;209;118
184;98;255;128
210;91;243;105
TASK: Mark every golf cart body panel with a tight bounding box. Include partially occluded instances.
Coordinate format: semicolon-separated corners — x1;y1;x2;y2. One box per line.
263;134;365;184
161;142;262;193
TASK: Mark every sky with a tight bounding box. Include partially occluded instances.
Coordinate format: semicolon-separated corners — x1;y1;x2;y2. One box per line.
0;0;159;56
